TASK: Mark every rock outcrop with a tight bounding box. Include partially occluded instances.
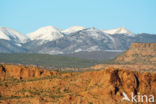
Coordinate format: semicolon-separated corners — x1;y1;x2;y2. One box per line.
0;64;58;81
114;43;156;64
0;64;156;104
91;43;156;72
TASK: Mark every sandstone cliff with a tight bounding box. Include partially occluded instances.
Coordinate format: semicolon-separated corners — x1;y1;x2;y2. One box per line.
0;64;156;104
0;64;58;81
91;43;156;72
114;43;156;65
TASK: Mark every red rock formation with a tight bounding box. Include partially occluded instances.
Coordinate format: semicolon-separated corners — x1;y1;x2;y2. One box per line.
115;43;156;65
0;64;155;104
0;64;58;80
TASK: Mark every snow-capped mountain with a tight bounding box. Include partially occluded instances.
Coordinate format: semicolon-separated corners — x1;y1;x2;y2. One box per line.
62;26;85;34
34;27;117;54
27;26;64;41
102;27;134;36
0;27;27;43
0;27;28;53
33;27;156;54
0;26;156;54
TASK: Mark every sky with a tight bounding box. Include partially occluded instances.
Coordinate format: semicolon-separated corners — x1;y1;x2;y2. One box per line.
0;0;156;34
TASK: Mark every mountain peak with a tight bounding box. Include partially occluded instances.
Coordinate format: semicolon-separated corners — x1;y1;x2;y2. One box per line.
0;27;27;43
62;26;85;34
86;27;98;31
27;26;63;41
102;27;134;36
38;26;60;32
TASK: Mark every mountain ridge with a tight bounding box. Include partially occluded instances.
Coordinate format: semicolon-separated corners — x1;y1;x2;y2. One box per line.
0;27;27;43
102;27;134;36
26;26;64;41
0;26;156;54
61;26;85;34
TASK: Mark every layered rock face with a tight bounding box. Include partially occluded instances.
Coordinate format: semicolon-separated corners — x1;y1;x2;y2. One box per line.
114;43;156;64
0;64;156;104
0;64;58;81
91;43;156;72
130;43;156;49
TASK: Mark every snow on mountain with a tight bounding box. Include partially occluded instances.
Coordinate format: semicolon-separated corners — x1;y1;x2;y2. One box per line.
62;26;85;34
83;27;115;41
0;26;156;54
0;27;27;43
27;26;64;41
36;27;118;54
102;27;134;36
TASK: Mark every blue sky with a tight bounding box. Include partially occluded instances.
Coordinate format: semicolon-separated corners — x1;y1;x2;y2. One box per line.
0;0;156;34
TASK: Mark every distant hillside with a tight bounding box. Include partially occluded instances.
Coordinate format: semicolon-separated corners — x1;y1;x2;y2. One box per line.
0;53;102;68
113;43;156;64
61;51;122;61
